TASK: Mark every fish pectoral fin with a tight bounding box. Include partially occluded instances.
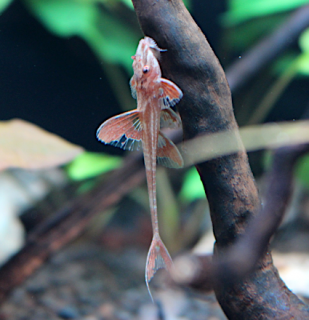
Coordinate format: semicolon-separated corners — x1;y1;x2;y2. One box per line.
96;110;142;151
145;235;173;302
160;108;182;129
159;78;183;108
157;132;184;168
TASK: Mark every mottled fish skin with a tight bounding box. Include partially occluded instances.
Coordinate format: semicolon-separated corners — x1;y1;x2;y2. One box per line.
97;37;183;302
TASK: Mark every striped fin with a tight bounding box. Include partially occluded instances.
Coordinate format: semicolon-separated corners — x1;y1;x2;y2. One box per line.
159;78;183;108
157;131;183;168
160;108;182;129
96;110;142;151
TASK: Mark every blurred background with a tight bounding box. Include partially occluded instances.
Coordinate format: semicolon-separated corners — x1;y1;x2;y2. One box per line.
2;0;309;151
1;0;309;319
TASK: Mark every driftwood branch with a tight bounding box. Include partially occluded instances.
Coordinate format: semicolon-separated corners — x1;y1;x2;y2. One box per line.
173;143;309;286
131;0;309;318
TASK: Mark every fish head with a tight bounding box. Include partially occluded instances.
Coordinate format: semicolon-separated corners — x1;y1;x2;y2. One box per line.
131;37;163;81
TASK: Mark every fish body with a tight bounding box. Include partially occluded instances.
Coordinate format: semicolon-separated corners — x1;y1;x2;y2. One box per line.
97;37;183;301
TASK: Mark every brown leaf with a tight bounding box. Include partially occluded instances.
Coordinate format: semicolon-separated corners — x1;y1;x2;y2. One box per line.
0;119;84;170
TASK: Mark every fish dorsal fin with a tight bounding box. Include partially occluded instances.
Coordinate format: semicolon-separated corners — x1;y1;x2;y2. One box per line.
130;76;137;99
159;78;183;109
96;110;142;151
160;108;182;129
157;132;184;168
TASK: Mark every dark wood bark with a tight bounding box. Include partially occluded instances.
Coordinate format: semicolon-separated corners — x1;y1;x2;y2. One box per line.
131;0;309;318
173;144;309;291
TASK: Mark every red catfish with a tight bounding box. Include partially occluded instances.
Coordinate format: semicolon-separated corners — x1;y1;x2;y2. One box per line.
97;37;183;301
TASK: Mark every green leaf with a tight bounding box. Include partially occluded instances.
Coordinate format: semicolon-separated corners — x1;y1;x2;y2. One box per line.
223;0;309;25
296;53;309;76
180;168;205;202
299;27;309;53
66;151;122;180
225;14;285;50
85;9;139;71
263;150;273;170
273;51;309;78
118;0;133;9
181;0;191;10
23;0;139;71
272;53;298;75
0;0;13;13
24;0;98;37
296;154;309;189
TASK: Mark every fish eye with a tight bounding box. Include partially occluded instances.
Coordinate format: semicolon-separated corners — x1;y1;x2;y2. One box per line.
143;65;150;73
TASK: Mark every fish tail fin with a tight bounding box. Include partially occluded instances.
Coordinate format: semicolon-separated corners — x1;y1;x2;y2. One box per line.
145;235;173;302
